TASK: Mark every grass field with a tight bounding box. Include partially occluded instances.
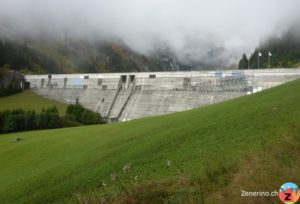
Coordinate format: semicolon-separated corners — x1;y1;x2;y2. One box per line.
0;80;300;203
0;90;67;115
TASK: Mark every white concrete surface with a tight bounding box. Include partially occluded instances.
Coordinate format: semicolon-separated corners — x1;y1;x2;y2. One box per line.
25;69;300;122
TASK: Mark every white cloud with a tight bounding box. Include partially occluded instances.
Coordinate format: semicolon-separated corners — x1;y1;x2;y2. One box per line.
0;0;299;65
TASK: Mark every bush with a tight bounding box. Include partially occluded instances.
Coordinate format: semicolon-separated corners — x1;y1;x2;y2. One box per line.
37;107;61;129
81;109;102;125
24;111;37;130
0;112;3;132
3;114;17;132
66;103;103;125
66;104;85;123
61;115;81;127
2;109;26;132
0;85;22;97
0;107;61;133
0;104;104;134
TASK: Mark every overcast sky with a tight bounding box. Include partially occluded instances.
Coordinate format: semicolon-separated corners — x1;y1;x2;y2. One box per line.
0;0;299;65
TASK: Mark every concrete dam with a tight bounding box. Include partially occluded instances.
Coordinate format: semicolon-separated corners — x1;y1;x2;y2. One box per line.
25;69;300;122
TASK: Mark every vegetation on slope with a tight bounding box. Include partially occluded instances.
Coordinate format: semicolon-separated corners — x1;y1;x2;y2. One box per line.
0;80;300;203
0;104;104;134
0;94;104;134
239;26;300;69
0;107;63;133
0;39;178;74
0;90;67;115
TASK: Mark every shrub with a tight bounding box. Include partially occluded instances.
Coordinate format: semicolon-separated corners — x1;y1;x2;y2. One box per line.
3;114;17;132
37;107;61;129
66;104;85;123
81;109;102;125
24;111;37;130
0;104;103;134
66;103;103;125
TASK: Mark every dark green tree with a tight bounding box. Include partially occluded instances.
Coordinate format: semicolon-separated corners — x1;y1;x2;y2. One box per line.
24;111;37;130
81;109;102;125
241;27;300;69
238;54;249;69
66;104;85;123
66;103;103;125
3;114;17;132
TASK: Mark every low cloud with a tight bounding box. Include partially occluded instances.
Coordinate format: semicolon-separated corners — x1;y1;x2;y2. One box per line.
0;0;299;66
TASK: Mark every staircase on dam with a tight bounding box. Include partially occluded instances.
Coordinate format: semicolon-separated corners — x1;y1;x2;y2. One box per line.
106;75;135;123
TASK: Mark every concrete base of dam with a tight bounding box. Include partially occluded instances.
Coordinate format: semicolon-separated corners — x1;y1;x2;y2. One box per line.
25;69;300;122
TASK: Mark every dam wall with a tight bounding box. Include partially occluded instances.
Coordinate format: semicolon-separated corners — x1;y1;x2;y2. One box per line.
25;69;300;122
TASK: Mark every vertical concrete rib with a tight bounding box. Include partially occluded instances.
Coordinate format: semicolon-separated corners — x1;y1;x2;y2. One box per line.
106;76;123;122
116;79;135;121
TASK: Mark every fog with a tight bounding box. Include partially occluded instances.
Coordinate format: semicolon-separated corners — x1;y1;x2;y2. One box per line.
0;0;299;65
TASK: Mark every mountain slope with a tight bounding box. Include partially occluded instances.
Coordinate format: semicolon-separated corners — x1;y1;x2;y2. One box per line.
0;79;300;203
0;39;179;74
239;27;300;69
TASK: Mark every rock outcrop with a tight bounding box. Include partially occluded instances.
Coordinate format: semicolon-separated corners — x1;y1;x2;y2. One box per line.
0;69;24;96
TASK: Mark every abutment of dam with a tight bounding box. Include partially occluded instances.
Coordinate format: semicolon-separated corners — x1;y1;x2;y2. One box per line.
25;69;300;123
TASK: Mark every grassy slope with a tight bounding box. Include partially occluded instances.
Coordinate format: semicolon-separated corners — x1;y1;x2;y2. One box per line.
0;90;67;115
0;80;300;203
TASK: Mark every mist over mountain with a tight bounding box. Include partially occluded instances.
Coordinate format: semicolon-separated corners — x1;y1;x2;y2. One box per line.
238;22;300;69
1;0;300;72
0;38;186;73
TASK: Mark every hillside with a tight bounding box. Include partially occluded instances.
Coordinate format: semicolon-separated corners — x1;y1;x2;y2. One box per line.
0;79;300;203
0;39;180;74
0;90;67;115
239;27;300;69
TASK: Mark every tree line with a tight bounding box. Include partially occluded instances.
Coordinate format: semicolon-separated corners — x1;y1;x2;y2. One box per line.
0;103;104;134
0;83;23;97
238;28;300;69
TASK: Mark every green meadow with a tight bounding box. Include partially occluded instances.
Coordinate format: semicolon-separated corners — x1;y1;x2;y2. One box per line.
0;90;67;115
0;80;300;203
